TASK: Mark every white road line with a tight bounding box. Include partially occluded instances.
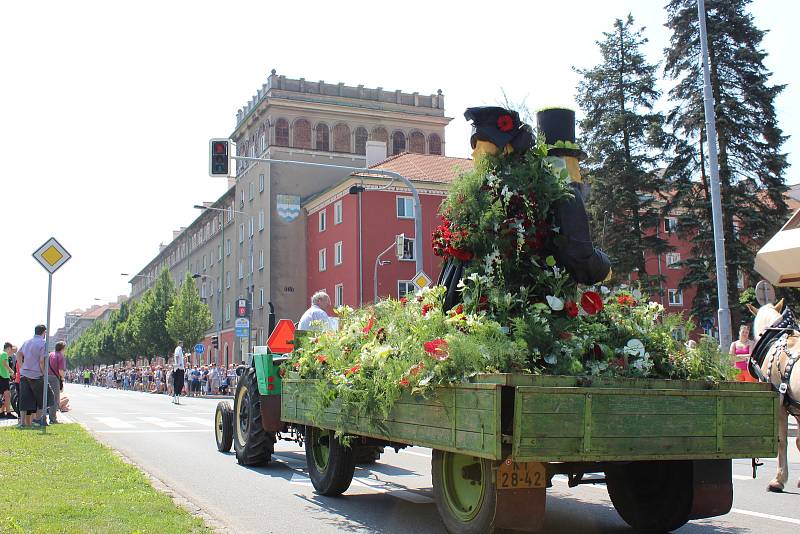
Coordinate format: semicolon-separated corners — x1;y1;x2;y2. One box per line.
137;417;185;428
96;417;135;429
731;508;800;525
177;417;214;427
403;450;432;459
86;411;105;415
733;475;753;481
290;473;313;486
95;429;210;434
121;412;143;415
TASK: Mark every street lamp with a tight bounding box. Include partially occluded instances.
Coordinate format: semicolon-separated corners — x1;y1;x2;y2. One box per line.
374;235;404;303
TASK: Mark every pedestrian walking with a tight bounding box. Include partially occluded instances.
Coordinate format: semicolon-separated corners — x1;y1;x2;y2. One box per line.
17;325;51;427
47;341;66;424
83;368;91;387
1;342;15;418
172;341;185;405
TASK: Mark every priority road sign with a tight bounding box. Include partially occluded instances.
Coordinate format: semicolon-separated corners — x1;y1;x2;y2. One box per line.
412;270;432;291
33;237;71;274
195;343;205;353
267;319;296;354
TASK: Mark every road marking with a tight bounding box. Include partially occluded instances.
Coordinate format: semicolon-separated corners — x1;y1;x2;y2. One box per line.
177;417;214;427
290;473;313;486
95;429;210;434
351;476;435;504
733;475;753;481
121;412;143;415
137;417;185;428
402;450;432;459
86;412;105;415
96;417;135;429
731;508;800;525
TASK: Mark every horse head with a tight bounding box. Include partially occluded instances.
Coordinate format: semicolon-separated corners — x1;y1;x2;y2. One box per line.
750;298;784;341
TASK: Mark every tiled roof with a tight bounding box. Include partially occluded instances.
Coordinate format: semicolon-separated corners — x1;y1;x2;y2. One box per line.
81;303;119;319
356;153;473;184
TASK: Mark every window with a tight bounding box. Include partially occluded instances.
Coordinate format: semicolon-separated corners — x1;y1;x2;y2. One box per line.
238;260;244;279
664;217;678;233
227;205;233;222
428;133;442;155
671;326;687;341
371;127;388;146
258;209;264;231
334;200;343;224
392;131;406;155
293;119;311;149
200;283;207;299
737;270;746;289
355;127;368;155
665;252;681;268
335;283;344;307
259;249;264;270
250;255;254;274
398;281;415;298
319;249;327;272
668;289;683;306
334;241;343;265
259;173;265;192
217;277;221;293
239;224;244;244
316;123;330;151
224;302;231;321
218;244;223;261
319;210;327;232
396;196;414;218
409;131;425;154
248;182;255;201
226;271;231;288
259;288;265;308
226;239;231;256
249;217;254;237
202;255;207;270
333;123;351;153
259;133;266;152
398;236;415;260
275;118;289;146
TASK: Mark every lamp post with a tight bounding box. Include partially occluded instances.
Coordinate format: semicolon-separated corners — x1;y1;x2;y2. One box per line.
373;235;403;303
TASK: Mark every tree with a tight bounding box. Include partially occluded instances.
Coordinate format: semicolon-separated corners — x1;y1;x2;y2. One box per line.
113;299;143;364
131;268;176;362
664;0;789;323
166;272;213;352
575;14;671;291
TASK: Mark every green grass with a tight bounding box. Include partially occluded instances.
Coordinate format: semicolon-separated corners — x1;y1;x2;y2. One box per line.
0;424;212;534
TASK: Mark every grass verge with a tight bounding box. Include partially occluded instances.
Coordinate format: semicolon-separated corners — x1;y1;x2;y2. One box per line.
0;424;211;534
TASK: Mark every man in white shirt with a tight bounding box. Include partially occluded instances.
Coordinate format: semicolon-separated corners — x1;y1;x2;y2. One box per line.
298;291;333;331
172;341;185;405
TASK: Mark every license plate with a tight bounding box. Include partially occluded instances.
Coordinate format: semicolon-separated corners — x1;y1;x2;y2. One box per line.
497;459;546;490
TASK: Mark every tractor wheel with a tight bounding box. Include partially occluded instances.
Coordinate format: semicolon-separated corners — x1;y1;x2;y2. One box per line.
354;446;383;465
606;460;693;533
214;401;233;452
432;450;497;534
305;426;356;496
233;367;274;466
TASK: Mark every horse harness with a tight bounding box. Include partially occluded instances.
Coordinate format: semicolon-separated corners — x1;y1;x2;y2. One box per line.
749;306;800;414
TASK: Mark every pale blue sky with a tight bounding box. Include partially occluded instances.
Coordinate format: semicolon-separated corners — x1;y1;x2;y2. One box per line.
1;0;797;344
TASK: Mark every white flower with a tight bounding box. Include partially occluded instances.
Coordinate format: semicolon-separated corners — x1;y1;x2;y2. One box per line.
624;339;646;358
632;289;642;300
546;296;564;311
600;286;610;295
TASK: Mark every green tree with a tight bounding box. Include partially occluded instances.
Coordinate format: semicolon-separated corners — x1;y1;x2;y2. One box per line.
166;272;213;351
664;0;789;323
131;268;176;362
113;299;142;364
575;14;671;290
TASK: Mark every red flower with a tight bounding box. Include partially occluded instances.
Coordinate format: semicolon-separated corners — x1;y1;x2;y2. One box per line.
345;364;361;376
315;355;327;364
293;362;301;370
455;304;464;315
424;339;449;361
617;295;636;307
447;247;474;262
476;295;489;312
399;378;410;387
400;297;408;305
497;114;514;132
559;331;573;340
422;303;433;316
409;361;425;376
564;300;579;318
362;316;375;333
580;291;604;315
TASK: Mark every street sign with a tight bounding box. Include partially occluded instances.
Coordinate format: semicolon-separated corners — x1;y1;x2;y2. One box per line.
236;298;249;318
195;343;205;353
267;319;296;354
235;317;250;338
755;280;776;306
412;270;432;291
32;237;71;274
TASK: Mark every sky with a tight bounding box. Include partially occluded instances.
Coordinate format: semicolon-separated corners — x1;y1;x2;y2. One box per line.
1;0;798;345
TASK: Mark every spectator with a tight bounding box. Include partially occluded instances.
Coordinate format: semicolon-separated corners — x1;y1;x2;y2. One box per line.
172;341;185;405
189;366;201;397
209;363;221;395
17;325;49;427
1;342;14;418
46;341;67;424
298;291;334;331
83;368;91;387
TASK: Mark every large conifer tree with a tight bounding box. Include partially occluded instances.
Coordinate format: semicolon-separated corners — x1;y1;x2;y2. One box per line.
576;15;670;290
664;0;789;323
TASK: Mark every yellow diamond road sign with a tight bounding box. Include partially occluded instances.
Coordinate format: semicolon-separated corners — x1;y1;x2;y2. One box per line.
412;270;432;291
33;237;71;274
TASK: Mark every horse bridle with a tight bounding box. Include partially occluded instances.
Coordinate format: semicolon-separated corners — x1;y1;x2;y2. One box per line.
749;306;800;412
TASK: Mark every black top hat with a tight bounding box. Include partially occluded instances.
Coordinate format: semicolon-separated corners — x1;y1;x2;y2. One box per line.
536;107;587;160
464;107;533;154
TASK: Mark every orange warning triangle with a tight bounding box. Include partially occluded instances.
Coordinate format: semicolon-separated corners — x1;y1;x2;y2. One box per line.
267;319;296;353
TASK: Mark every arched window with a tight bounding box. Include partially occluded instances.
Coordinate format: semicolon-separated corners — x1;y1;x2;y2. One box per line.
409;131;425;154
293;119;311;149
316;123;330;151
354;127;368;155
275;119;289;147
333;123;351;153
428;133;442;155
392;131;406;155
371;127;388;146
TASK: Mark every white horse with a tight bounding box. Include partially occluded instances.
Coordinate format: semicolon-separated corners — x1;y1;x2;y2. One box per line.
750;299;800;492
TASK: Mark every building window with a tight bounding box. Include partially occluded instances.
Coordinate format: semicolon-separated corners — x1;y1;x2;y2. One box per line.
666;252;681;268
737;270;746;289
259;133;266;152
396;196;414;218
259;287;264;308
226;271;231;288
409;131;425;154
668;288;683;306
249;217;254;237
227;205;233;222
391;131;406;155
428;133;442;155
319;249;327;271
259;173;265;192
226;238;231;256
355;127;368;155
224;302;231;321
334;241;343;265
333;123;351;153
239;224;244;243
202;255;207;270
316;123;330;151
319;210;327;232
218;244;223;261
250;254;254;274
238;260;244;279
248;182;255;201
217;277;221;293
275;118;289;146
664;217;678;233
398;281;415;298
398;236;415;260
335;283;344;307
671;326;687;341
293;119;312;149
259;250;264;270
334;200;343;224
258;209;264;231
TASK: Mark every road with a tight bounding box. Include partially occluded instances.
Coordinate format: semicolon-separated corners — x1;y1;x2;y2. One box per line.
63;384;800;534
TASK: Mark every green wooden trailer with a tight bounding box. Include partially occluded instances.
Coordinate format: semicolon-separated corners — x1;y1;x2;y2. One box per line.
214;353;779;533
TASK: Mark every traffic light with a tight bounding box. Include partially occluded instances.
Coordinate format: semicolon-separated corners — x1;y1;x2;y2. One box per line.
211;335;219;349
236;298;249;318
209;138;232;177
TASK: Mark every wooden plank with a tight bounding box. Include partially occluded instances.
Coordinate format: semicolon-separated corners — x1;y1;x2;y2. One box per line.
520;393;585;414
476;373;772;392
592;394;716;415
592;414;716;438
517;413;584;438
722;396;775;415
723;415;776;437
516;437;583;456
720;436;777;457
455;389;496;411
590;436;718;455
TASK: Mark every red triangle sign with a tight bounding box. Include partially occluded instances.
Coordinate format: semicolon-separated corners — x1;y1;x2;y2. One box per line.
267;319;296;353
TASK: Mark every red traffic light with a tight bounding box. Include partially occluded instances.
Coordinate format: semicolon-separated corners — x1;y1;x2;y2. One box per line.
212;141;227;155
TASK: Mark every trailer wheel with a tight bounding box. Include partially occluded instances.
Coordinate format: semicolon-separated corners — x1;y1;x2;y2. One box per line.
606;460;692;533
432;450;497;534
214;401;233;452
306;426;356;496
233;368;274;466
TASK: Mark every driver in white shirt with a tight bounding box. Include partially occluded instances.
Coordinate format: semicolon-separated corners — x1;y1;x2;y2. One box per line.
298;291;334;331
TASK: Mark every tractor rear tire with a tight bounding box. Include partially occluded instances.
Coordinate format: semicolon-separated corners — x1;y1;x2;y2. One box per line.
306;426;356;496
215;401;233;452
233;367;274;466
606;460;693;533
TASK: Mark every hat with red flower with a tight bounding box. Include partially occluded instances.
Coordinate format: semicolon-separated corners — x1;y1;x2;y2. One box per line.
464;107;533;154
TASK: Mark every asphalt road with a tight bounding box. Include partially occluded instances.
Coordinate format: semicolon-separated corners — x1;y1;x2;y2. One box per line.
62;384;800;534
